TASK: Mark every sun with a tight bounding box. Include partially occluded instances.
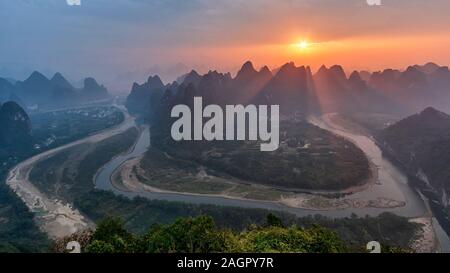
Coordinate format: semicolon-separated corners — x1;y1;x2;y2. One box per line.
290;40;311;52
297;41;309;50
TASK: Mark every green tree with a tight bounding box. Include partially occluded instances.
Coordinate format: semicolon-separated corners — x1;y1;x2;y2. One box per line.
141;216;228;253
89;216;136;253
265;213;284;227
85;240;115;253
237;225;346;253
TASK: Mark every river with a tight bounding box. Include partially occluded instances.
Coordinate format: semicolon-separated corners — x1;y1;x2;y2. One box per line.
95;115;429;218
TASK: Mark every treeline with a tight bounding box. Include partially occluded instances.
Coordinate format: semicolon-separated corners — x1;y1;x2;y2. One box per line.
54;215;408;253
53;215;345;253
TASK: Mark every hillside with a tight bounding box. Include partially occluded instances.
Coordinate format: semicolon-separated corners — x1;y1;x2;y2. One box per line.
379;107;450;210
0;101;32;148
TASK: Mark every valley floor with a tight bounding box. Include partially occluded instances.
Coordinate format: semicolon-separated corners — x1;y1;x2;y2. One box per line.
5;106;440;252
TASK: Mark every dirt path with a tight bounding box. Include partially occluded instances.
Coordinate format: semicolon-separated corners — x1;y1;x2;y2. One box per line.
6;106;135;239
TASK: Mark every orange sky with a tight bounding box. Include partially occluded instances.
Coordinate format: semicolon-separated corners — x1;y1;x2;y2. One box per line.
151;33;450;76
3;0;450;89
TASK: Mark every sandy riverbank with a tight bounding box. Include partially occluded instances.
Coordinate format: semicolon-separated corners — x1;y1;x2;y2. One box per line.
6;106;134;239
111;152;404;211
7;156;91;239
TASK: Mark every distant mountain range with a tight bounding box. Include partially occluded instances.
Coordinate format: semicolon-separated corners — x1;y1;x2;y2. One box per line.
0;71;110;110
126;61;450;119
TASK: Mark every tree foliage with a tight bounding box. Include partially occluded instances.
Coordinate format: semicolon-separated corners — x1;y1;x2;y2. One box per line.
77;215;347;253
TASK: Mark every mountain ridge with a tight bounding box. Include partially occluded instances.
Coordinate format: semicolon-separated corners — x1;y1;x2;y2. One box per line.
379;107;450;213
0;71;110;110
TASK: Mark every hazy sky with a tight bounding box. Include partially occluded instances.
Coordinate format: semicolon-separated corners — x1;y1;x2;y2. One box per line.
1;0;450;92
